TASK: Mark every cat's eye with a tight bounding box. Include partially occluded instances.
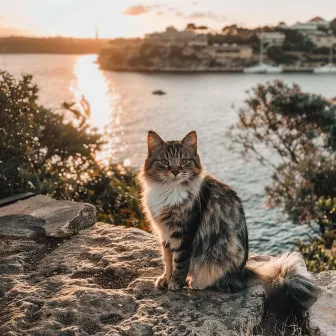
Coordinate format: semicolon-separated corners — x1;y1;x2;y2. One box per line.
160;159;169;166
180;159;188;165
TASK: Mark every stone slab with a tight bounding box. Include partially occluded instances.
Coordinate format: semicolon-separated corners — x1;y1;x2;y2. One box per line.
0;223;265;336
0;196;96;238
309;271;336;336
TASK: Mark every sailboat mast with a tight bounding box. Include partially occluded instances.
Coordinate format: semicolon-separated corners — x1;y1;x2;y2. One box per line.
259;32;263;64
330;43;334;65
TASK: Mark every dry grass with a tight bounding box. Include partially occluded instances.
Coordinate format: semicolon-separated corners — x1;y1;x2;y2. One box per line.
251;313;309;336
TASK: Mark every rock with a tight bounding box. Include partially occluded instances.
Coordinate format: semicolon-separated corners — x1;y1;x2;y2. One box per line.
0;222;265;336
0;215;46;239
309;271;336;336
0;196;96;238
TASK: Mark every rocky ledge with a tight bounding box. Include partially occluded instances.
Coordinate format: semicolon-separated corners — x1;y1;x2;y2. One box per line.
0;196;335;336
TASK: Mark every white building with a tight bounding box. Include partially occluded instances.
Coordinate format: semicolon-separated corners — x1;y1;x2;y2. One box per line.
145;27;208;47
206;44;253;63
279;17;330;33
308;31;336;48
261;32;286;46
307;17;330;29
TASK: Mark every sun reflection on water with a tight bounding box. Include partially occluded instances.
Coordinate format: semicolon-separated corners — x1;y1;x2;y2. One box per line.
71;55;111;164
73;55;111;132
71;55;131;166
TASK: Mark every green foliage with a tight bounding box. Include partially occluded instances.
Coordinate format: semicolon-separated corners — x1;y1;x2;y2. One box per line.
283;30;315;52
229;80;336;271
0;70;142;228
297;196;336;272
267;46;299;64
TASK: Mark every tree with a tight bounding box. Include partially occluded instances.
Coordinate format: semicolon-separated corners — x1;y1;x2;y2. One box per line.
196;25;208;31
229;80;336;271
283;30;315;52
267;46;298;64
222;25;238;35
185;23;196;31
0;70;142;227
331;18;336;33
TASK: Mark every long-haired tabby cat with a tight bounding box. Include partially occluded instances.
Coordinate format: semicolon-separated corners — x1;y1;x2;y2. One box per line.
140;131;318;316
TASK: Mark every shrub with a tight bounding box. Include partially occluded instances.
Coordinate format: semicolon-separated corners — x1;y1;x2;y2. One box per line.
229;80;336;271
0;70;142;228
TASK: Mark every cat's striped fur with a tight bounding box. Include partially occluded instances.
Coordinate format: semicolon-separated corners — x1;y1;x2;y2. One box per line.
140;131;318;316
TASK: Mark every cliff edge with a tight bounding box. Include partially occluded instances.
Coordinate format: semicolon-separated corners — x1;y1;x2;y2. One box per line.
0;196;334;336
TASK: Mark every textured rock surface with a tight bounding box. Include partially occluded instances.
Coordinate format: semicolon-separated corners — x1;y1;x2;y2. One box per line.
0;196;96;238
0;222;265;336
309;271;336;336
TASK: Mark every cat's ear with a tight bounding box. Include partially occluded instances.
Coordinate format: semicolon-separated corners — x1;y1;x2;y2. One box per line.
181;131;197;153
148;131;164;154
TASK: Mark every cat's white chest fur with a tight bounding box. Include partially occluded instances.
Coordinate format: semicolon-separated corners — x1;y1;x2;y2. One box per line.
146;183;189;218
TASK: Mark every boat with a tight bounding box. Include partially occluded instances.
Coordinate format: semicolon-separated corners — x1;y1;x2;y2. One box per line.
244;32;283;73
152;90;166;95
244;63;283;74
313;64;336;73
314;43;336;73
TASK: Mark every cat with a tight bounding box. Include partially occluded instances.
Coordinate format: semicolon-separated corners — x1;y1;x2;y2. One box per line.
139;130;318;316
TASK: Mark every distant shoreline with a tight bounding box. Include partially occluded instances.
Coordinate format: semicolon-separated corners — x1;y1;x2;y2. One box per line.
0;53;329;74
0;52;99;55
98;65;320;74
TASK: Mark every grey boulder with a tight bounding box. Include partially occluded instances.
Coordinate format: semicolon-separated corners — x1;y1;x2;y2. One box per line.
0;195;96;238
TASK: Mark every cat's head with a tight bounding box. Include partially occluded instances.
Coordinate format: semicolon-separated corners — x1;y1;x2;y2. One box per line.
143;131;203;185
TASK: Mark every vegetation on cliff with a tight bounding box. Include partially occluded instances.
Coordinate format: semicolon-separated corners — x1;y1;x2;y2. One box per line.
0;70;142;227
229;80;336;271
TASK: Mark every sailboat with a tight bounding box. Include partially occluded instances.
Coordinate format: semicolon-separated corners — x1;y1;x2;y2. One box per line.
314;43;336;73
244;33;283;74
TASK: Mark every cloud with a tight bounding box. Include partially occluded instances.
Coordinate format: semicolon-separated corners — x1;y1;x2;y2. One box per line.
122;4;162;16
121;4;227;23
122;5;150;15
173;11;227;22
189;12;227;22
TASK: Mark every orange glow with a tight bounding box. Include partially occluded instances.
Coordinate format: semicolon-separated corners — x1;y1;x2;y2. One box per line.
73;55;111;131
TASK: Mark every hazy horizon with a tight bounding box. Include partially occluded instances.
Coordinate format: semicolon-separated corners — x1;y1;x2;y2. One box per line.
0;0;335;39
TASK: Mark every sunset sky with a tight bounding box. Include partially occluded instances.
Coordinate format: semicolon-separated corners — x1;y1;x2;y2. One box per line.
0;0;335;38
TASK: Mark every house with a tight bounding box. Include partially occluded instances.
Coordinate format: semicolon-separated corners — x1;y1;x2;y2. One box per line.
308;31;336;48
145;27;208;47
261;32;286;46
206;44;253;63
279;17;330;34
308;17;330;29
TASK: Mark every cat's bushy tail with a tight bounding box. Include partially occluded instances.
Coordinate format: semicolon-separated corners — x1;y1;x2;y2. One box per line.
245;252;319;317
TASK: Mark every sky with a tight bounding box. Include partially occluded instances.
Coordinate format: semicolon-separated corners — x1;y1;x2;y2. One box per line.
0;0;335;38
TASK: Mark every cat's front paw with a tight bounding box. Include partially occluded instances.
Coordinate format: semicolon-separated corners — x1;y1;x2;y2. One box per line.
167;279;183;291
155;275;169;289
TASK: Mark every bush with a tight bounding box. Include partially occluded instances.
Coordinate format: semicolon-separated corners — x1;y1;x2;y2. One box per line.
283;30;315;52
0;70;142;228
267;46;298;64
229;80;336;271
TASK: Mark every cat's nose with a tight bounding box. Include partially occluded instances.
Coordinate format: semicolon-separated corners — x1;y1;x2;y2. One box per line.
171;170;179;177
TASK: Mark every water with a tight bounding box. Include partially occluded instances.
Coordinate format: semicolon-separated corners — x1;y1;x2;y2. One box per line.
2;54;336;255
